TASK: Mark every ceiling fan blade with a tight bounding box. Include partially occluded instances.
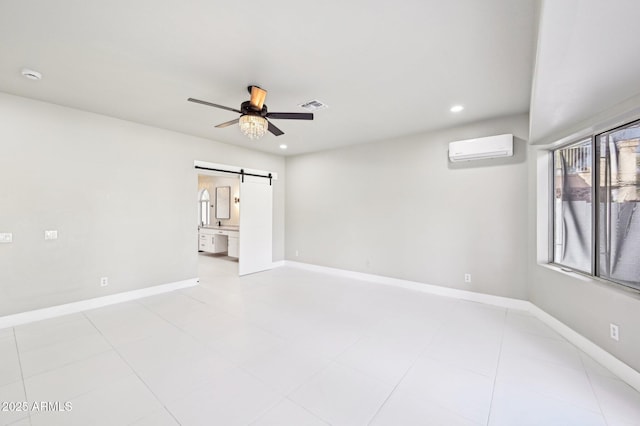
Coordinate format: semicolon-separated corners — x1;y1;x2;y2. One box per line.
266;112;314;120
249;86;267;110
188;98;241;113
215;118;240;128
267;121;284;136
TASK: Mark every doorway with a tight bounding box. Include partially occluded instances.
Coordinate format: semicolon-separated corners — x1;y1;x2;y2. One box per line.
195;161;274;276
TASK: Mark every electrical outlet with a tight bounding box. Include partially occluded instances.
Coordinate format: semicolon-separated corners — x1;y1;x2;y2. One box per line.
610;323;619;341
0;233;12;243
44;230;58;240
100;277;109;287
464;273;472;283
295;250;299;257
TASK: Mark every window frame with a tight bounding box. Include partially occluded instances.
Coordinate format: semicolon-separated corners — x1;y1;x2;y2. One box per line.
595;119;640;290
551;137;595;275
550;118;640;293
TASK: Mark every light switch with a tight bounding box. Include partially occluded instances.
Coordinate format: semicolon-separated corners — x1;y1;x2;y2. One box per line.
44;230;58;240
0;233;12;243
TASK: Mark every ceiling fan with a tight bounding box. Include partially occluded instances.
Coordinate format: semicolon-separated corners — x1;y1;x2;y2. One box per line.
188;86;313;139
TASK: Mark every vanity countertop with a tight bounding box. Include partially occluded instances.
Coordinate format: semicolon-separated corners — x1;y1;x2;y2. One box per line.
200;225;239;232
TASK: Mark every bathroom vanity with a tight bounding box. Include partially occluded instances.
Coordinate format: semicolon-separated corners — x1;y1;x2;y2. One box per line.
198;226;239;258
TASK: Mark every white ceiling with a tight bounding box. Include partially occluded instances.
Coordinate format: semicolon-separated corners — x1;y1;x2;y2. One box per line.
0;0;537;155
530;0;640;144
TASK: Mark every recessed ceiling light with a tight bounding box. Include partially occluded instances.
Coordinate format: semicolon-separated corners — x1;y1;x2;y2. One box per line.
21;68;42;81
450;105;464;113
279;144;287;150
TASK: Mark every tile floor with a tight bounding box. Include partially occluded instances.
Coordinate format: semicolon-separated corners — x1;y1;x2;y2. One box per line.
1;254;640;425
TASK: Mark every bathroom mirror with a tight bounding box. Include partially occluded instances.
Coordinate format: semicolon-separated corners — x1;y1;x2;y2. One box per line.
215;186;231;219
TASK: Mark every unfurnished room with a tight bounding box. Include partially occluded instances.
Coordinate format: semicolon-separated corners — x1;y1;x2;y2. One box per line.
1;0;640;425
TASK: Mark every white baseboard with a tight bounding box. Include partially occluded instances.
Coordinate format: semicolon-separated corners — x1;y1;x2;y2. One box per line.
281;260;640;392
284;261;531;310
529;305;640;393
271;260;285;268
0;278;198;329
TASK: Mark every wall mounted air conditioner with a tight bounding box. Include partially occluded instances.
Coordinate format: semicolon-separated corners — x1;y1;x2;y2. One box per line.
448;134;513;162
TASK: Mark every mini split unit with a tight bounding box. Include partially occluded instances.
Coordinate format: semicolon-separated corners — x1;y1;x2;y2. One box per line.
448;134;514;162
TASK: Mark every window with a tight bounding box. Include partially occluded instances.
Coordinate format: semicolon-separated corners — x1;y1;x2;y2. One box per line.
553;139;593;274
552;120;640;291
597;121;640;288
199;189;210;226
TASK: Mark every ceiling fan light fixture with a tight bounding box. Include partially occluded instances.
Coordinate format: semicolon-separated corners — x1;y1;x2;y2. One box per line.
189;85;313;138
249;86;267;110
239;114;268;140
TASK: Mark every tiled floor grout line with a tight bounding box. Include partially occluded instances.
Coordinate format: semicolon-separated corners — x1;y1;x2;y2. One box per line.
8;257;639;425
157;284;329;425
226;373;285;426
282;397;333;425
120;285;332;424
248;396;331;426
250;281;384;400
230;297;374;424
236;363;333;426
489;310;613;424
363;364;414;425
578;351;610;426
365;304;458;425
145;278;332;425
11;327;32;426
178;283;303;342
485;308;509;426
81;312;183;426
14;334;115;381
16;348;125;406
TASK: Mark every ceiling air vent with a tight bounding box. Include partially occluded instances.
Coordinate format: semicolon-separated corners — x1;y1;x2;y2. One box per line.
299;99;328;111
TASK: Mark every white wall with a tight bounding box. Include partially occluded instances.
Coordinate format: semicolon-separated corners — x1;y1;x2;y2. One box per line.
285;114;529;299
0;92;285;316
